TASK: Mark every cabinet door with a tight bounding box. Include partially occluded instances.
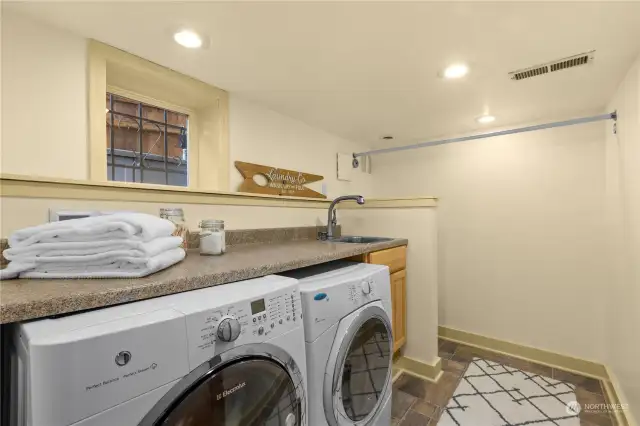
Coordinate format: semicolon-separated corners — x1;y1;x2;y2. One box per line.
368;246;406;274
390;270;406;352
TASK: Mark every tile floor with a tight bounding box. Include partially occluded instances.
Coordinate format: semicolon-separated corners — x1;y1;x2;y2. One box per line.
391;339;618;426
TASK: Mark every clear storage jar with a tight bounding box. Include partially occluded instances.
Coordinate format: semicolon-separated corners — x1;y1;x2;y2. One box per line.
160;208;189;251
199;219;225;256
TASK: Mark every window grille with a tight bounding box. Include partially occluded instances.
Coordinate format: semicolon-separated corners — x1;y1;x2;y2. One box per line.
106;93;188;186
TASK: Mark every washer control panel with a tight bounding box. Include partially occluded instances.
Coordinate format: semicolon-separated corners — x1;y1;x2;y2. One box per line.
255;287;303;333
186;287;302;367
348;278;377;305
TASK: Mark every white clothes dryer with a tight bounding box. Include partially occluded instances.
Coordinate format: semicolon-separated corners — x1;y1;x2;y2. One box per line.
10;275;307;426
280;261;393;426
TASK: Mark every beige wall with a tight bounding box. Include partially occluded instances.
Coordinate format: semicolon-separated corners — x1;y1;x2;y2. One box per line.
228;95;373;198
1;10;89;180
605;55;640;423
371;120;608;363
339;207;438;365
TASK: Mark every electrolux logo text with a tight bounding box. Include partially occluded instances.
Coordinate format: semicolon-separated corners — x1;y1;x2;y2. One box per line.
216;382;246;401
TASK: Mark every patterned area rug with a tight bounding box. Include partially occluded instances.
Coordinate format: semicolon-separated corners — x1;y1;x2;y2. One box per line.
438;358;580;426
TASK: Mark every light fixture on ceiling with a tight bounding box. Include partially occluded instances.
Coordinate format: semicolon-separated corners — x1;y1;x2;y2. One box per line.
476;115;496;124
442;63;469;79
173;30;203;48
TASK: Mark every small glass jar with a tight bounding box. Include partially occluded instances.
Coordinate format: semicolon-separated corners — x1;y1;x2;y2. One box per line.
199;219;225;256
160;208;189;252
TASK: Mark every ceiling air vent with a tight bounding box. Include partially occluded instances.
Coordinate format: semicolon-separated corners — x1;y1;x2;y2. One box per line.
509;51;595;81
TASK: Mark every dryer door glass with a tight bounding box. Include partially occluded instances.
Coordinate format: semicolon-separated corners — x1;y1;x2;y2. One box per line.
159;358;301;426
340;318;391;421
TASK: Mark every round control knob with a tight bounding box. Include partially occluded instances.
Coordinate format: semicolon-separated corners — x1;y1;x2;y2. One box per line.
361;280;371;295
217;317;242;342
258;326;264;335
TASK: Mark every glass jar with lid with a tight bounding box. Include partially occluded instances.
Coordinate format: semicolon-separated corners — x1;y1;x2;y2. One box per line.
160;208;189;251
199;219;225;256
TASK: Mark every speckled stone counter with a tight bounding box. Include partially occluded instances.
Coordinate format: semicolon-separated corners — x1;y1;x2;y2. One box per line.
0;238;407;324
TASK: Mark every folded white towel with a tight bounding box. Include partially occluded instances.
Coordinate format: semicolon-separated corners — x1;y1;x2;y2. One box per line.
8;213;176;248
0;264;27;280
4;236;183;261
1;248;185;279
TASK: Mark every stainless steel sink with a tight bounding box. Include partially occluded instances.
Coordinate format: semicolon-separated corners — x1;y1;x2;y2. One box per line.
327;236;393;244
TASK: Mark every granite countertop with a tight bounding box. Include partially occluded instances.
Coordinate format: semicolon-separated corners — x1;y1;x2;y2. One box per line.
0;238;407;324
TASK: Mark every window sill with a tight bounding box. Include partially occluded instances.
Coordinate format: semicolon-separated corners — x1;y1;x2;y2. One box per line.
0;174;331;208
0;174;437;208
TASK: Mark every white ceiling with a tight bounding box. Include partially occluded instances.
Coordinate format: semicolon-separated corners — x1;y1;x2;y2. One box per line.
7;1;640;148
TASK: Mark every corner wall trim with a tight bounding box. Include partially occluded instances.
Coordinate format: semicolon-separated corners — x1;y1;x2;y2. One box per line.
604;366;637;426
438;326;608;379
395;356;442;382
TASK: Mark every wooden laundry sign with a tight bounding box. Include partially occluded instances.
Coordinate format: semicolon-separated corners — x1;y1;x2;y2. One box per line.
234;161;326;199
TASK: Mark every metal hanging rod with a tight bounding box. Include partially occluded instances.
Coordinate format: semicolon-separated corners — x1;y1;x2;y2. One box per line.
352;111;617;166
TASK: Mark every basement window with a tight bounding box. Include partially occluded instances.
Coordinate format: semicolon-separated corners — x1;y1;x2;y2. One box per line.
105;93;188;186
90;41;229;190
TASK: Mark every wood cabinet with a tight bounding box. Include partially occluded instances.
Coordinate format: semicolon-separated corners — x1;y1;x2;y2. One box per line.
368;246;407;274
350;245;407;353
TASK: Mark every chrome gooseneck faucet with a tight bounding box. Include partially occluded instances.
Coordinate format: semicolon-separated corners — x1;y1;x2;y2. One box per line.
326;195;365;239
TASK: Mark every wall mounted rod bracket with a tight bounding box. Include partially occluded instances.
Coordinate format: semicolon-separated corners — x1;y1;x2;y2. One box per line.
352;153;360;168
351;111;617;166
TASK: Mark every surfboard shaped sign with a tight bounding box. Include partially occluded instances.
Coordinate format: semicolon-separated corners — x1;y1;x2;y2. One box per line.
234;161;326;199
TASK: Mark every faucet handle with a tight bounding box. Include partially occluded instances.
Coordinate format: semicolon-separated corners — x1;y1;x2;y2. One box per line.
318;231;328;241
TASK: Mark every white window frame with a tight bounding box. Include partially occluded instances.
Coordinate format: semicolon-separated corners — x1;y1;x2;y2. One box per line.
105;86;193;187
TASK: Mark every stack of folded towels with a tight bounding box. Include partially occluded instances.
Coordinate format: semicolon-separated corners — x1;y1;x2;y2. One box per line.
0;213;185;280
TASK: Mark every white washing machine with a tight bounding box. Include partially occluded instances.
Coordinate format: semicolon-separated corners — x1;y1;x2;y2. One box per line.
280;262;392;426
9;275;307;426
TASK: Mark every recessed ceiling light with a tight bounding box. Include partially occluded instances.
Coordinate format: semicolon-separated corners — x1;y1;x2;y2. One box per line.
443;64;469;79
476;115;496;124
173;30;203;48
